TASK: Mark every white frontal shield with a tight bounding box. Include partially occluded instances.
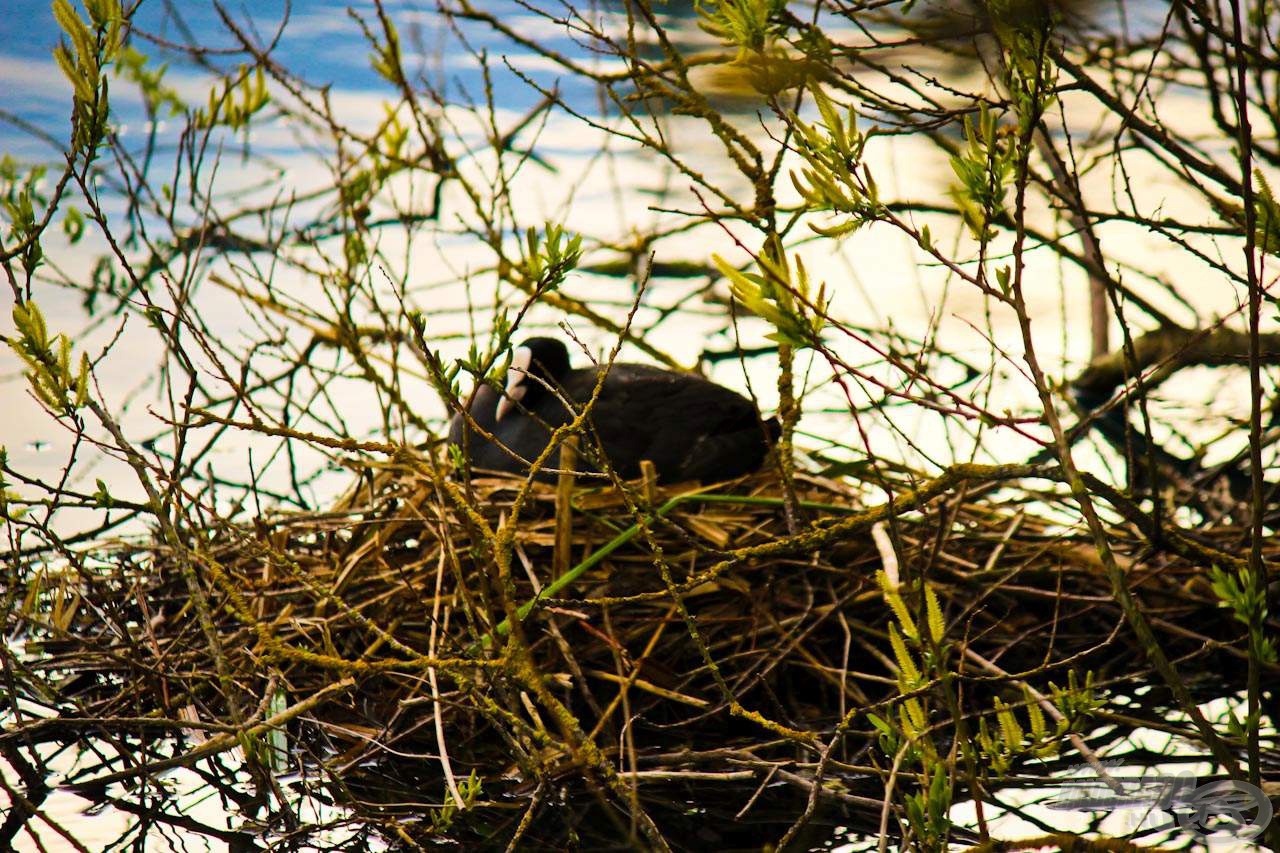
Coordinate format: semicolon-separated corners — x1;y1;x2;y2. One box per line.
495;346;532;421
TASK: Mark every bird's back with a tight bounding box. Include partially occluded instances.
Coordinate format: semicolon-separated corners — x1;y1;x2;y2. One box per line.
449;361;775;483
563;364;774;481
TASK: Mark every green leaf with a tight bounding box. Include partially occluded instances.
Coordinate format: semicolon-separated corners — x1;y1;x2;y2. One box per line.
924;583;944;644
995;698;1023;749
903;696;927;732
889;622;921;685
62;205;85;242
1025;689;1046;740
877;569;919;640
75;352;90;407
866;712;894;736
995;265;1011;296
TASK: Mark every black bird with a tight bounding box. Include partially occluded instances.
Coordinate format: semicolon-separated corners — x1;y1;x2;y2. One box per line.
447;337;780;483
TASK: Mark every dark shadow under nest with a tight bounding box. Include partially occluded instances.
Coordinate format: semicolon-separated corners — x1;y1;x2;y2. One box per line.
4;456;1274;850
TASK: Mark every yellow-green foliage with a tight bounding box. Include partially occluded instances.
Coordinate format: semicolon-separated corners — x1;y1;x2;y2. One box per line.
1;156;50;274
369;18;403;85
52;0;124;152
0;446;25;522
948;105;1015;241
1210;563;1278;665
713;235;827;347
195;65;269;131
870;566;1100;845
978;674;1098;774
696;0;789;57
789;87;880;238
430;772;483;833
521;222;583;290
8;301;91;414
114;45;185;116
1249;169;1280;257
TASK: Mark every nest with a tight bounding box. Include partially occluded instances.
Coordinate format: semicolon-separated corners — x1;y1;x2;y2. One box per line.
6;455;1269;850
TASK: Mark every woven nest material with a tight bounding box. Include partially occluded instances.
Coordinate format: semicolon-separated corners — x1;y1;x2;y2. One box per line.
6;456;1266;850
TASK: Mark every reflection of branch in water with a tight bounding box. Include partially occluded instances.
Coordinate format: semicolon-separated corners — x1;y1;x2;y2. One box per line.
1071;326;1280;501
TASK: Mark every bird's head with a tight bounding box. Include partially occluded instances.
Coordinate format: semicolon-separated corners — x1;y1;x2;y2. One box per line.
495;337;571;421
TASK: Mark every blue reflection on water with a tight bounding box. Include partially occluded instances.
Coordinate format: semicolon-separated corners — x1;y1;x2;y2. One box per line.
0;0;623;142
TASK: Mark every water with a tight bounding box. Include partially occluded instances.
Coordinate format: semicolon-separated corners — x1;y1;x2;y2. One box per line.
3;0;1254;501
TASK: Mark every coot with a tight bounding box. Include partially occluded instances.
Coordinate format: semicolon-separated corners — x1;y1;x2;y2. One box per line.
447;337;780;483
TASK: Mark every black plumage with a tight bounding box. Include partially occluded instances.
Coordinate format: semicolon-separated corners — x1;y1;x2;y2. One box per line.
447;337;780;483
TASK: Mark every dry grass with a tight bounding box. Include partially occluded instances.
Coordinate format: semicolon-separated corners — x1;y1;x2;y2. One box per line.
5;456;1267;849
